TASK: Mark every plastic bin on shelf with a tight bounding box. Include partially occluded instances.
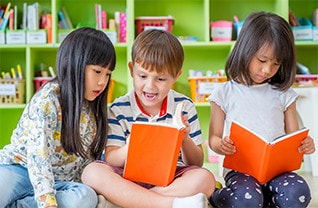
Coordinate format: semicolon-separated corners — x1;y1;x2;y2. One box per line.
33;77;53;91
0;79;25;104
135;16;174;34
188;76;227;102
107;79;115;104
210;20;233;41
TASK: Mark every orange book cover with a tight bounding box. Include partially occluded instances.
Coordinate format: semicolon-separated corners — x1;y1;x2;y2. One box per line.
123;103;185;186
223;121;309;184
46;14;52;44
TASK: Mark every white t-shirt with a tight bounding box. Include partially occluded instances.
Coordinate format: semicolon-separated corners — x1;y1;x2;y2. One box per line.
208;81;298;142
208;81;298;177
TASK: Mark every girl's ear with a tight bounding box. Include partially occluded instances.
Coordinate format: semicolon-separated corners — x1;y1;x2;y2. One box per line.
128;62;133;77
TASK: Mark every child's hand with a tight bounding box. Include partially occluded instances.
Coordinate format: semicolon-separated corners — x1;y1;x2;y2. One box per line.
299;136;316;154
181;114;190;140
220;136;236;155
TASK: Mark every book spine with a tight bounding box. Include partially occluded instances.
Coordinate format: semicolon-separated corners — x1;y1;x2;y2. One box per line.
0;2;11;30
9;8;13;30
46;14;52;43
33;2;39;30
13;5;17;30
61;7;73;29
119;12;126;43
58;10;69;30
22;2;27;30
101;10;107;29
95;4;102;29
0;10;4;26
27;4;34;30
258;145;270;184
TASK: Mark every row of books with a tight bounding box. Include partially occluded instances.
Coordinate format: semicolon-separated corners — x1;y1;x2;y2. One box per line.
94;3;126;43
58;4;126;43
0;2;44;31
1;2;126;43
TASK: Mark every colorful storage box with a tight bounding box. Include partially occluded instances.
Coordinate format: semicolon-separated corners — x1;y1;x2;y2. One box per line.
26;30;47;44
292;18;313;41
188;76;227;102
0;79;25;104
234;21;244;39
0;31;5;44
210;20;233;41
6;30;26;44
135;16;174;34
313;26;318;41
107;79;115;104
33;77;53;91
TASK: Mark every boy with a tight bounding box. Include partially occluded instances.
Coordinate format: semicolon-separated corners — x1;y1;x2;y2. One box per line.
82;29;215;208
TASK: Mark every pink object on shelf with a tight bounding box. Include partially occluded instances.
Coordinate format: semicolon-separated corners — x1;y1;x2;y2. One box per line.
119;12;127;43
135;16;174;34
210;20;233;42
33;77;53;91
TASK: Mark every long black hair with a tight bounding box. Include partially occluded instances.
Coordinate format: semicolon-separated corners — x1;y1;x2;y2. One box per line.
226;12;296;91
54;27;116;159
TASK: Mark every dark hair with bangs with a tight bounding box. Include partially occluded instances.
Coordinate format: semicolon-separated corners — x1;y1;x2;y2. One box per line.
52;27;116;159
226;11;296;91
131;29;184;77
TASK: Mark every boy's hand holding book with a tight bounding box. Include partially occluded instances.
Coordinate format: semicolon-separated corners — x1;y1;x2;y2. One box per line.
123;102;186;186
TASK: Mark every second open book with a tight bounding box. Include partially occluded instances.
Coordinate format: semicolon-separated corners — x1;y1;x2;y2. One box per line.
223;121;309;184
123;102;185;186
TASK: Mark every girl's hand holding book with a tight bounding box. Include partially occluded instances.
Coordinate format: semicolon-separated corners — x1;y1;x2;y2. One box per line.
299;136;316;154
220;136;236;155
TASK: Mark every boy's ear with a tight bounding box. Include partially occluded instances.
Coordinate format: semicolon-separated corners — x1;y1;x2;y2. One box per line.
128;62;133;76
176;70;182;79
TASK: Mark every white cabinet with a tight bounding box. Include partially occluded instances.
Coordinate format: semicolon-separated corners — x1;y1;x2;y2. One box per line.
294;87;318;176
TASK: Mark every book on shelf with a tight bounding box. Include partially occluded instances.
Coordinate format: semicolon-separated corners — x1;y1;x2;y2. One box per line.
0;2;11;30
95;4;107;30
115;11;126;43
57;10;68;29
27;2;39;30
223;121;309;184
123;102;186;186
61;7;73;29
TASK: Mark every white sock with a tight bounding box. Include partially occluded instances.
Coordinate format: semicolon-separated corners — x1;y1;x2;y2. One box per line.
173;193;208;208
97;195;120;208
97;195;107;208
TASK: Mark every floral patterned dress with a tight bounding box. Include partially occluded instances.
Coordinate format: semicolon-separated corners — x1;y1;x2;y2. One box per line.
0;81;97;207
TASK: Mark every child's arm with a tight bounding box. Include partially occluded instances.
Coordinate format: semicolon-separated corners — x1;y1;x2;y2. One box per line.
180;114;205;166
104;144;128;168
285;101;316;154
209;102;236;155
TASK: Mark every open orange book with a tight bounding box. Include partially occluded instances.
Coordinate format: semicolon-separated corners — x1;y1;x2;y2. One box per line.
123;102;185;186
223;121;309;184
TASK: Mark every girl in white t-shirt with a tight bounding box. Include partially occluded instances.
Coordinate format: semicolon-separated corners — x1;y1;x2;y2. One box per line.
208;11;316;208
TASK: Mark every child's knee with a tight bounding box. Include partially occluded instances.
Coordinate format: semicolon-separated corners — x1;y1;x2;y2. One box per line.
267;172;311;208
211;185;264;207
61;185;98;208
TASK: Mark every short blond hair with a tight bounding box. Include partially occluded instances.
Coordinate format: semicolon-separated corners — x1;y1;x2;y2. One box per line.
131;29;184;78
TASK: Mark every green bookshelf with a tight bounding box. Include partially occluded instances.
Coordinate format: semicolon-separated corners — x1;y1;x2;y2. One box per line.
1;1;318;169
